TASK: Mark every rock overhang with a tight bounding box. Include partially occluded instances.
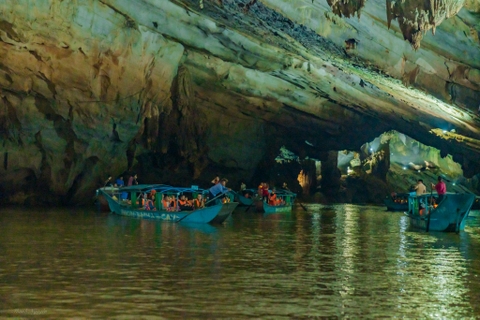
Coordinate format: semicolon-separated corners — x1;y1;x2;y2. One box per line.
0;0;479;204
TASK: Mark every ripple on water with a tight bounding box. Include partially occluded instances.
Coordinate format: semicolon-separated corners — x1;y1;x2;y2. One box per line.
0;206;479;318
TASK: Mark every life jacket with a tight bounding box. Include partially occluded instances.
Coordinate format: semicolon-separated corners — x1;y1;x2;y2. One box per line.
194;199;204;208
162;199;169;210
269;194;277;205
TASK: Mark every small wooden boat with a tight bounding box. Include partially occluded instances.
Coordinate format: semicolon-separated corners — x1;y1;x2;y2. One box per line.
236;189;257;206
384;192;409;211
405;192;475;232
211;202;238;223
258;189;297;214
97;184;237;224
471;196;480;210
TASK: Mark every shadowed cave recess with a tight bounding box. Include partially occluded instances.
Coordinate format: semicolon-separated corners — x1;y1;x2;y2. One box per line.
0;0;479;205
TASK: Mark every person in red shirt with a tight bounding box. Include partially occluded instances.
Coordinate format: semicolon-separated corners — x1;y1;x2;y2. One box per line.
431;176;447;203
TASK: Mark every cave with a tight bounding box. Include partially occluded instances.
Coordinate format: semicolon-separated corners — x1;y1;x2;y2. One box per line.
0;0;479;206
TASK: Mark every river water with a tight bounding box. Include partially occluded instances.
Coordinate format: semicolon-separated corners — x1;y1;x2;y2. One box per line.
1;204;479;319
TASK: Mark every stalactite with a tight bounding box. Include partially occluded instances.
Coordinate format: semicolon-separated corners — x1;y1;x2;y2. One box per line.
386;0;466;50
326;0;366;18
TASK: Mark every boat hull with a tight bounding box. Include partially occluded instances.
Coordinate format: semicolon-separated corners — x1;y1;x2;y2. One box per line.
262;202;293;214
406;193;475;232
384;199;408;211
237;194;254;206
95;187;118;212
211;202;239;223
384;193;409;211
99;189;221;224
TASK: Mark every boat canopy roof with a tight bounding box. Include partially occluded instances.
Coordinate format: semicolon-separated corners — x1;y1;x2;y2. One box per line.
119;184;207;194
271;189;296;197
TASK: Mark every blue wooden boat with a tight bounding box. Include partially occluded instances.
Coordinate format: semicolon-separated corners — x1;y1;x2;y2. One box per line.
211;202;239;223
236;189;257;206
258;189;297;214
97;184;236;224
405;192;475;232
384;192;409;211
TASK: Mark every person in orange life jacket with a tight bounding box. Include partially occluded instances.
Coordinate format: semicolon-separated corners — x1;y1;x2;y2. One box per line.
144;190;156;211
268;189;277;206
194;194;205;209
162;195;170;210
222;194;231;203
178;194;193;211
207;178;230;206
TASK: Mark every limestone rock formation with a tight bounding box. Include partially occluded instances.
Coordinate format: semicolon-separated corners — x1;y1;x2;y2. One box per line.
0;0;478;205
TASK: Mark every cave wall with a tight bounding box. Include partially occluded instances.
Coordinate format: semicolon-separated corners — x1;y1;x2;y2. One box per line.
0;0;479;205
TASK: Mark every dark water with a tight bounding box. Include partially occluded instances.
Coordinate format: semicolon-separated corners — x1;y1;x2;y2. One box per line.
1;204;480;319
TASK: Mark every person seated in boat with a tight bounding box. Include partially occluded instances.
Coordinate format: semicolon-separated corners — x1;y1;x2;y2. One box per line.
169;195;178;211
257;183;263;198
144;190;157;211
178;194;194;211
269;189;277;206
207;178;231;206
240;182;246;192
222;194;231;203
414;179;427;196
282;182;289;191
162;195;171;211
431;176;447;203
390;192;399;202
194;194;205;209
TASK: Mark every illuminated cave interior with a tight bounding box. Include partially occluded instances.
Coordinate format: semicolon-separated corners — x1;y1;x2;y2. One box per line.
276;130;477;198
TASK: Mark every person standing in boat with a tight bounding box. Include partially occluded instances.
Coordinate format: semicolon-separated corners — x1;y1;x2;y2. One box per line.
115;176;128;201
207;178;230;206
127;173;138;186
431;176;447;203
240;182;246;192
413;179;427;196
211;176;220;185
261;182;270;203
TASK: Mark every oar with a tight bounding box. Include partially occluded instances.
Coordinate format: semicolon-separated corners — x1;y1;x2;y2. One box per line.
245;195;258;212
296;199;307;211
426;189;433;232
204;192;227;206
455;208;463;233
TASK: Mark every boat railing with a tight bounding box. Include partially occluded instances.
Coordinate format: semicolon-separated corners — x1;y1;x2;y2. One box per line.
408;193;438;216
103;184;212;212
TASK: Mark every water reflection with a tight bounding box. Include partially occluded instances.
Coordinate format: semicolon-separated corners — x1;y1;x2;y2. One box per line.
0;205;479;318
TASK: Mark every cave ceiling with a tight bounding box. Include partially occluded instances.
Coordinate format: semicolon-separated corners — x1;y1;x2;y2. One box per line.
0;0;480;203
